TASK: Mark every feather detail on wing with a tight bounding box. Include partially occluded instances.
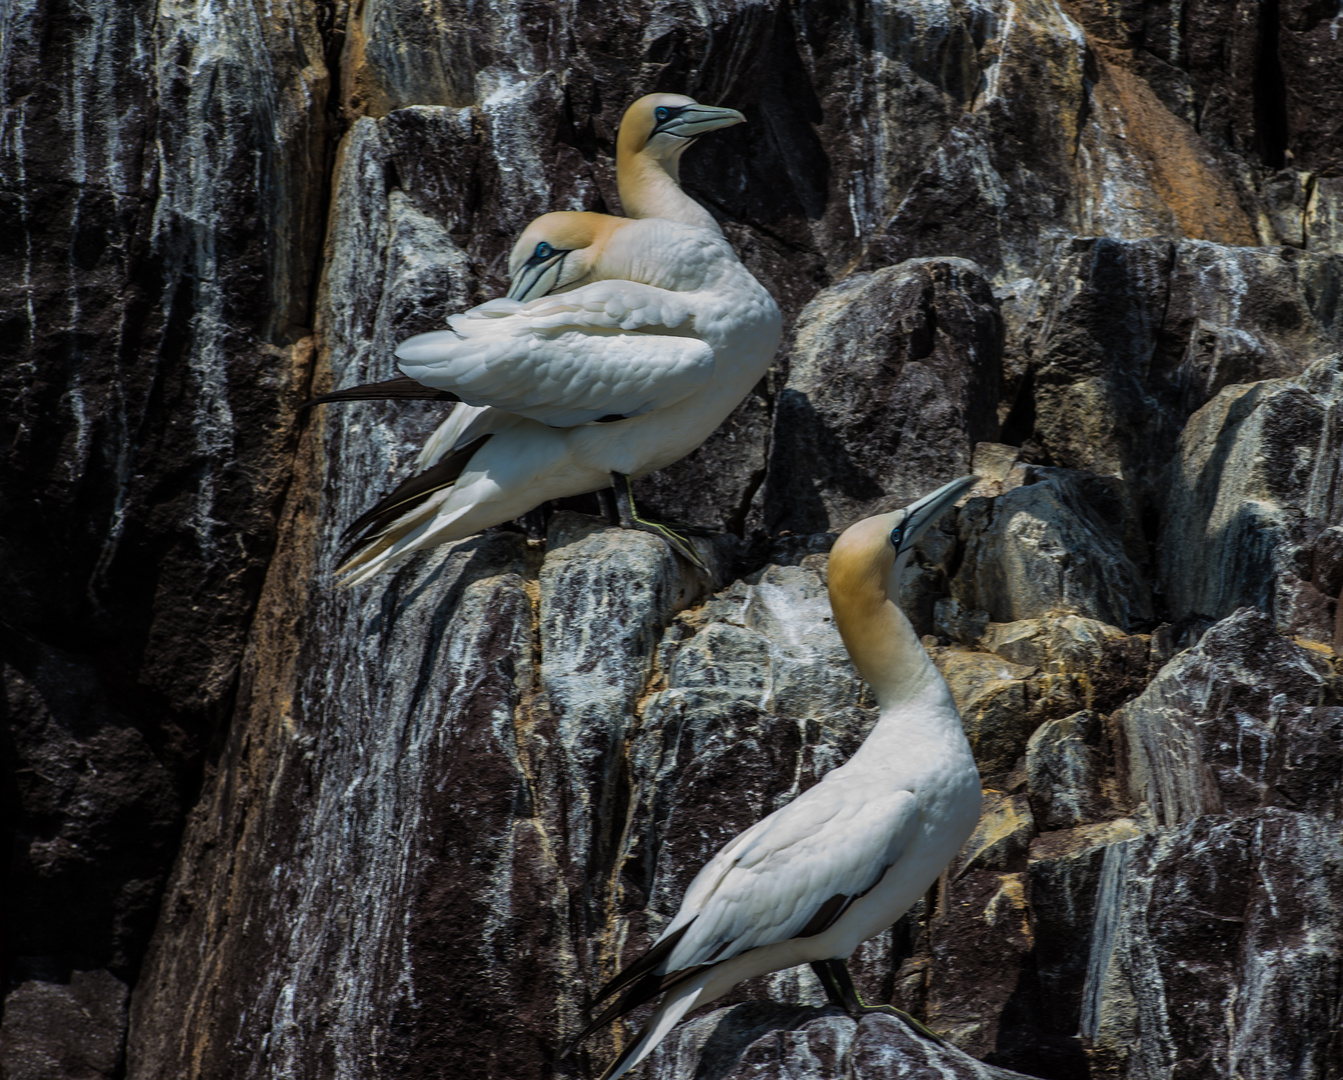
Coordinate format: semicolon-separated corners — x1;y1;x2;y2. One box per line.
658;782;919;974
660;783;917;975
395;281;714;428
572;781;920;1043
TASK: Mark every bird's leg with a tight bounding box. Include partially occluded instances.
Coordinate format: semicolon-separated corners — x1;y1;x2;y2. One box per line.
809;959;945;1046
610;472;708;570
595;485;621;527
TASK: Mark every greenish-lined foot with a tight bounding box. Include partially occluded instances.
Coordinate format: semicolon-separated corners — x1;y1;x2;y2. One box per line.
610;472;710;571
810;958;946;1046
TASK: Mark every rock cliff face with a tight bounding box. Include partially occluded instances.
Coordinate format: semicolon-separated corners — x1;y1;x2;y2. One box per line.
2;2;1341;1079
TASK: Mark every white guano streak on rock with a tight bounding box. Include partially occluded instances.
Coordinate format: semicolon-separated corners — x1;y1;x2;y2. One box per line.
861;0;965;237
976;0;1016;108
1081;831;1181;1074
1305;360;1342;519
151;0;282;548
238;102;502;1077
1079;838;1128;1046
477;62;554;230
262;559;525;1079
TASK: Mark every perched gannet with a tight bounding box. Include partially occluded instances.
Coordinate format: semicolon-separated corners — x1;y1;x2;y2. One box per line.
571;476;983;1080
331;210;781;583
616;93;744;232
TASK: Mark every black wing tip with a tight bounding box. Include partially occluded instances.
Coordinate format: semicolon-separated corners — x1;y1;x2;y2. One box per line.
300;375;461;410
595;921;693;1004
337;435;491;561
562;922;697;1058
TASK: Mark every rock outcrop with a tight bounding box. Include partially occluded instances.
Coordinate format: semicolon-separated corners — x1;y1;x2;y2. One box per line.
1159;356;1343;645
4;1;1341;1079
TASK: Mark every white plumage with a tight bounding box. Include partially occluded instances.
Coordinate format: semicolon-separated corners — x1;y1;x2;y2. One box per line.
576;475;983;1080
315;92;771;583
615;92;745;232
335;211;780;584
395;284;714;428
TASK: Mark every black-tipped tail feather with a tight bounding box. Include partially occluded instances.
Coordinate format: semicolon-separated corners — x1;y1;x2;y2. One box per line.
564;889;865;1058
337;435;490;565
303;374;461;409
561;922;702;1059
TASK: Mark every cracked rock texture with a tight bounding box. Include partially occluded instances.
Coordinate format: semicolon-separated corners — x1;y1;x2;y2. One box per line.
3;1;1341;1079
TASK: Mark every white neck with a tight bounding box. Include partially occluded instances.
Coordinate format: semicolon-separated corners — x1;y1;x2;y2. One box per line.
618;153;722;234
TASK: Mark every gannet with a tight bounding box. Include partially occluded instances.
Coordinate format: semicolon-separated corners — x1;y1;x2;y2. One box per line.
615;93;745;232
570;476;983;1080
332;210;781;583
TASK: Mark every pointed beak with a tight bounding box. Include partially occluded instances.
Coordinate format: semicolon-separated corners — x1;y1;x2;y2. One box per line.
506;252;567;302
663;104;746;138
896;475;978;554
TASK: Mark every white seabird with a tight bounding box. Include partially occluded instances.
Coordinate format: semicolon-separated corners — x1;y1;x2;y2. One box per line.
615;93;745;232
332;210;781;583
570;475;983;1080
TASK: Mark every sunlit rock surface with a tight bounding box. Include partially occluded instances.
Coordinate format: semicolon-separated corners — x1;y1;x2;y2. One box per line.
1159;356;1343;644
762;257;1003;535
4;1;1342;1079
949;468;1153;631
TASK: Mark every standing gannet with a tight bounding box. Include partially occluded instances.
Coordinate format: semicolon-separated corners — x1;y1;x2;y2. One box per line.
331;210;781;583
616;94;744;232
570;476;983;1080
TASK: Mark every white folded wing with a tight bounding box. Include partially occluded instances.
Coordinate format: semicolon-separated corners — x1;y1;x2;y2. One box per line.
395;281;715;429
657;779;921;973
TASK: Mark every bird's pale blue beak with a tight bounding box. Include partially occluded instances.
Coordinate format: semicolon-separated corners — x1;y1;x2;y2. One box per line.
659;104;746;138
507;250;568;302
894;475;977;555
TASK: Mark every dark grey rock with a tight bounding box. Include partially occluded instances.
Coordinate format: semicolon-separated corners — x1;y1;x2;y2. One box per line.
649;1004;1041;1080
1116;607;1342;828
1026;710;1115;831
1005;239;1343;499
6;2;1343;1079
1026;820;1145;1072
2;647;179;981
1159;355;1343;644
761;258;1003;536
950;468;1153;631
0;970;128;1080
1082;809;1343;1079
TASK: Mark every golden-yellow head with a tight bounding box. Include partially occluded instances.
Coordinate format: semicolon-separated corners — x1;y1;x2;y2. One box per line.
506;211;626;302
616;93;745;165
828;476;978;609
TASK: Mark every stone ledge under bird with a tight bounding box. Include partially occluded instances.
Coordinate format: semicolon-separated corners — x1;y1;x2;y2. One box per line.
567;475;983;1080
330;210;780;584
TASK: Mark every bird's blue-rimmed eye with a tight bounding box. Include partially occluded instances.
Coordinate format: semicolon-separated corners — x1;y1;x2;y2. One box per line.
654;106;670;122
535;242;553;259
889;526;903;548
